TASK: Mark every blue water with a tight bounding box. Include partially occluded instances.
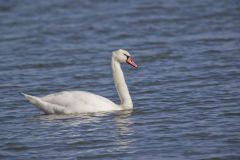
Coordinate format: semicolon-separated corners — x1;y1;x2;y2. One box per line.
0;0;240;159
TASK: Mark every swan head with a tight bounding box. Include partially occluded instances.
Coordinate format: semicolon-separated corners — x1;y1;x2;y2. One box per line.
112;49;138;68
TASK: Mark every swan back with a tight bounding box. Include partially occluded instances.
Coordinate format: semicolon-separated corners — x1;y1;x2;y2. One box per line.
42;91;121;113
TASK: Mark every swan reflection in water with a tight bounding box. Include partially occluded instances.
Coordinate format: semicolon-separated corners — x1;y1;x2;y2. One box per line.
33;110;135;151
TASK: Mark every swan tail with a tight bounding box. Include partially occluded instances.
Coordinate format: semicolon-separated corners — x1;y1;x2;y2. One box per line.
22;93;66;114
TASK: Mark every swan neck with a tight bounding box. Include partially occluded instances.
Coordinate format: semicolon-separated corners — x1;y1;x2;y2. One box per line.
112;57;133;109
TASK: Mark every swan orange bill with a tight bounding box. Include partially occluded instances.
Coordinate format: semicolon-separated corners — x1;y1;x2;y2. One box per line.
127;57;138;68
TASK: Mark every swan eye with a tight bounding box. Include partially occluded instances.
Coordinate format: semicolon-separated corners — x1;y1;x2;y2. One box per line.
124;54;130;59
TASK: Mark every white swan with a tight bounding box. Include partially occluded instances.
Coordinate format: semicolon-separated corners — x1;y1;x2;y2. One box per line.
22;49;138;114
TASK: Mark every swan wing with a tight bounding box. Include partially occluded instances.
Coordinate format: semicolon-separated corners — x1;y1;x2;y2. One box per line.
22;93;67;114
41;91;120;113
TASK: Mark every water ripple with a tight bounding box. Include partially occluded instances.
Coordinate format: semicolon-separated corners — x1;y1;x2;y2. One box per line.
0;0;239;160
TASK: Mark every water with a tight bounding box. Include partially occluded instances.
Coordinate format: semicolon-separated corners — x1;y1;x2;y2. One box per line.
0;0;240;159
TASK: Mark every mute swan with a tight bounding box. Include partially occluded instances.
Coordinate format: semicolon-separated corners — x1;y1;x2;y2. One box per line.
22;49;138;114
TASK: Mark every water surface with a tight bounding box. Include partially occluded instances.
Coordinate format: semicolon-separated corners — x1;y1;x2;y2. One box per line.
0;0;240;159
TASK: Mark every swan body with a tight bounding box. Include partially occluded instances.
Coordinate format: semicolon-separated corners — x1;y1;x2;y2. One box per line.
23;49;138;114
22;91;121;114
